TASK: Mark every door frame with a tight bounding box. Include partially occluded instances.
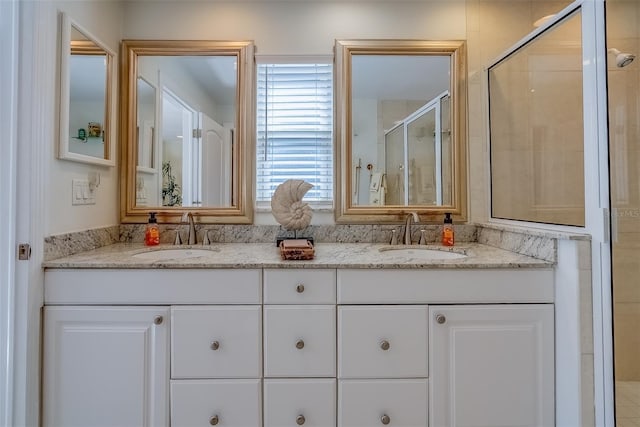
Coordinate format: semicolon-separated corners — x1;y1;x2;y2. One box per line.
0;0;19;423
8;2;54;425
587;0;615;425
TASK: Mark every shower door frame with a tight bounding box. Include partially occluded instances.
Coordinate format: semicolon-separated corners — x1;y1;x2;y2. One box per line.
484;1;615;426
383;90;449;205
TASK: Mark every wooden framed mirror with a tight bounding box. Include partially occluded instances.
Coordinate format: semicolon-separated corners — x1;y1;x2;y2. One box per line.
334;39;467;223
120;40;255;223
57;12;116;166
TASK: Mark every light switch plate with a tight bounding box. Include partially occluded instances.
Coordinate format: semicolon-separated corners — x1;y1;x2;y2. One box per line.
72;179;96;205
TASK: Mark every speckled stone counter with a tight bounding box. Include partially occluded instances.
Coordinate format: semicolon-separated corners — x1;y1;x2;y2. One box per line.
42;242;553;270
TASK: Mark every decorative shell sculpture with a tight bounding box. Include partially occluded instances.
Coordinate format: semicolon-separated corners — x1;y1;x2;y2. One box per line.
271;179;314;231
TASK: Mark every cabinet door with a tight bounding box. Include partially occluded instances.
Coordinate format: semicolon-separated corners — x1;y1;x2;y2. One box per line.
429;304;554;427
171;379;261;427
43;306;169;427
171;306;261;378
264;305;336;377
338;306;428;378
264;379;336;427
338;379;428;427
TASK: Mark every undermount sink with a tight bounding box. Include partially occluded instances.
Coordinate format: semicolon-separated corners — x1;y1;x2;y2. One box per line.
131;247;219;261
378;246;468;260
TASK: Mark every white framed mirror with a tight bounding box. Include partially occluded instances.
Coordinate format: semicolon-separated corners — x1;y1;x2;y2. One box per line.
57;12;116;167
334;39;468;223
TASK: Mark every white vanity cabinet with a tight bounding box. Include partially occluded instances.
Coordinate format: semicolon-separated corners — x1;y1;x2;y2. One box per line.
336;268;555;427
429;304;555;427
43;268;262;427
337;305;429;426
43;265;555;427
263;269;338;427
170;305;263;426
42;306;169;427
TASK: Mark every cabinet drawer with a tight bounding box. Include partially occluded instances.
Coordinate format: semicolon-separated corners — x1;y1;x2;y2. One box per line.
264;306;336;377
338;379;428;427
337;269;554;304
264;379;336;427
171;306;261;378
264;269;336;304
45;269;262;304
171;379;261;427
338;306;428;378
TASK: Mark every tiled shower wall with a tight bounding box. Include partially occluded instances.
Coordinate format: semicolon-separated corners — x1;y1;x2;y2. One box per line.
607;0;640;383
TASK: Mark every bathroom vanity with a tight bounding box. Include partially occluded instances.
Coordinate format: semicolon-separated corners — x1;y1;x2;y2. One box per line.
42;243;555;427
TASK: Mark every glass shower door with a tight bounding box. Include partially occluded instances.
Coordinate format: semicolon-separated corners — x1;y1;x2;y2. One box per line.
384;125;405;205
406;107;437;205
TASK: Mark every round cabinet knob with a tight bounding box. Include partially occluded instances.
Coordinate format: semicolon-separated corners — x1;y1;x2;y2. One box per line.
209;415;219;425
381;414;391;425
153;316;163;325
210;340;220;351
296;414;306;425
436;314;446;324
296;284;305;293
380;340;390;351
295;339;305;349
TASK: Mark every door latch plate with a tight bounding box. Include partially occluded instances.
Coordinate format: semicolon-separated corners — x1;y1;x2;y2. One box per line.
18;243;31;260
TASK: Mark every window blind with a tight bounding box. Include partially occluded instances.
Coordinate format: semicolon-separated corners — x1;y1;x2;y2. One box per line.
256;63;333;203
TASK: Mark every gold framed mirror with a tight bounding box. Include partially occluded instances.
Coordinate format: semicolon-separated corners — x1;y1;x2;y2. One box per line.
58;12;116;166
334;39;467;223
120;40;255;223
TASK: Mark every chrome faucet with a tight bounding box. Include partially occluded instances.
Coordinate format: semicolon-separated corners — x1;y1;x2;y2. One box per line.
181;212;197;245
403;212;420;245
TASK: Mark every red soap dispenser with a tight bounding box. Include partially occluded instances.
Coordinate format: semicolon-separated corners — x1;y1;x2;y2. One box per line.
442;212;454;246
145;212;160;246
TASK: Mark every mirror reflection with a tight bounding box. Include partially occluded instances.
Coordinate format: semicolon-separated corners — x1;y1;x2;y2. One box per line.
335;40;467;222
352;55;451;207
58;13;115;166
134;55;236;208
68;28;108;158
136;76;156;171
121;40;254;223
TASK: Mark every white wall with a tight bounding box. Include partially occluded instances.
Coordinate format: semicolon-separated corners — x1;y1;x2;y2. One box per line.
47;1;470;234
122;1;466;54
49;1;124;234
122;0;467;225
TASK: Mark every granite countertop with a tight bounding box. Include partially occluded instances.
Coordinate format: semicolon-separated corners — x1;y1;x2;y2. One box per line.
42;242;553;269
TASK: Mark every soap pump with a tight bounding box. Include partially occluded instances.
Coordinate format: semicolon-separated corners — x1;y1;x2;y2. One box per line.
145;212;160;246
442;212;454;246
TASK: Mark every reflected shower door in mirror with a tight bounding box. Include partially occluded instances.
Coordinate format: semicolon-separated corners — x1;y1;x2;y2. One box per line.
58;13;116;166
121;41;254;223
380;92;451;206
335;40;467;223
